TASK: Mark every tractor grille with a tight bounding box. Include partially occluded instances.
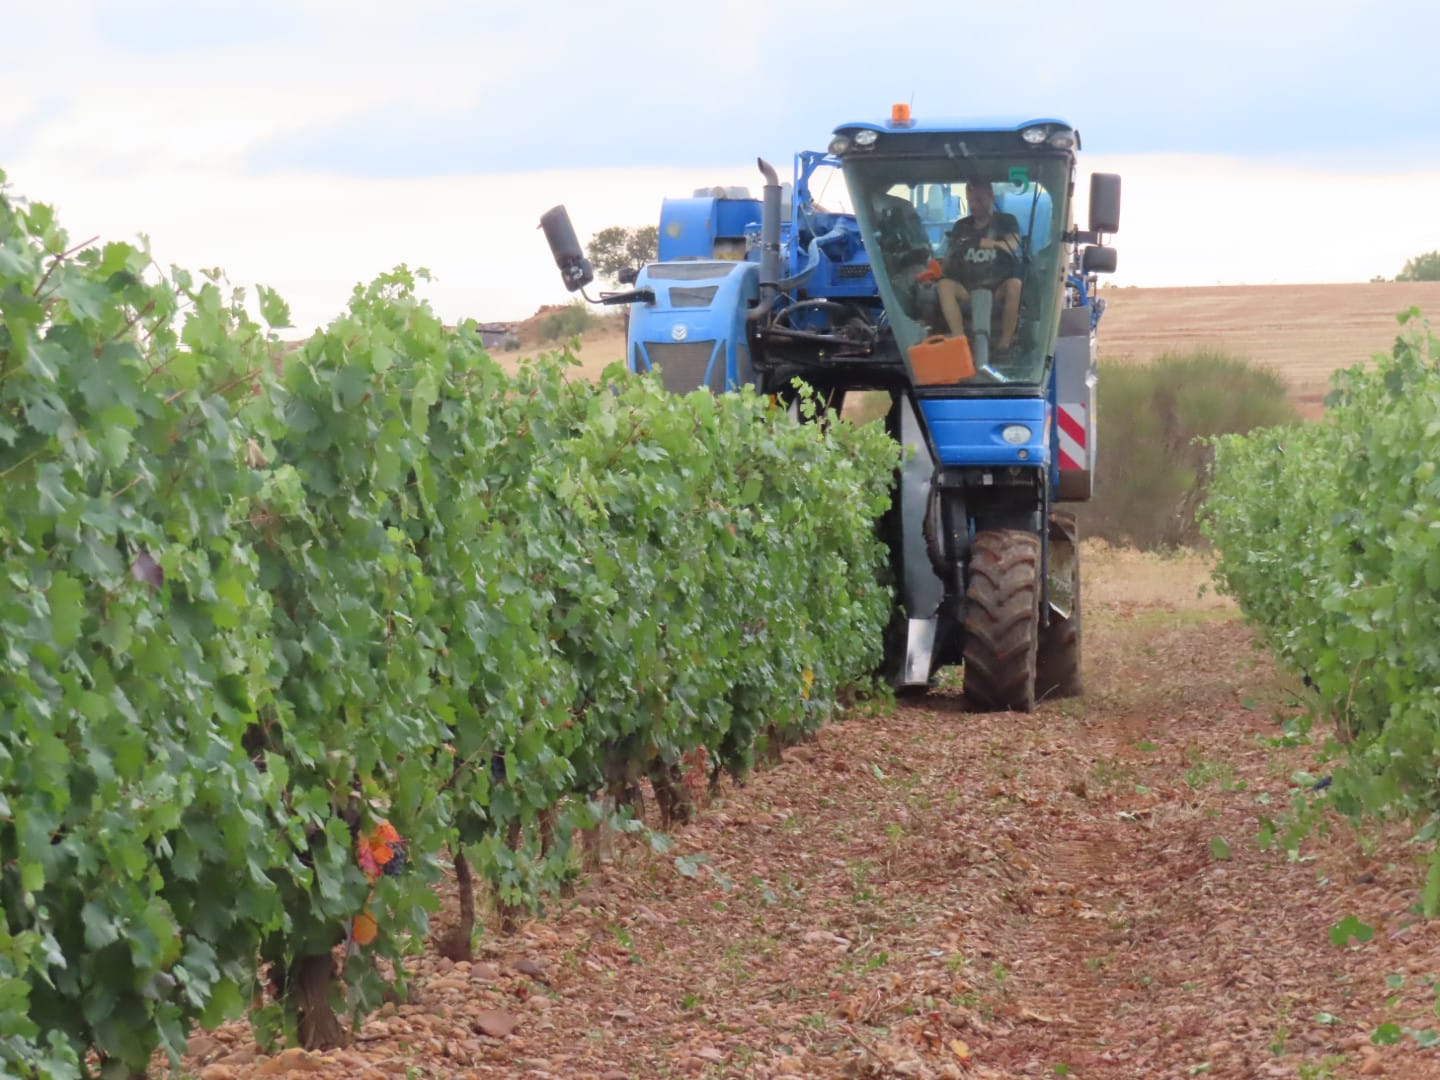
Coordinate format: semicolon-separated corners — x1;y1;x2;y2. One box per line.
668;285;719;308
837;264;873;279
644;341;719;392
647;262;732;281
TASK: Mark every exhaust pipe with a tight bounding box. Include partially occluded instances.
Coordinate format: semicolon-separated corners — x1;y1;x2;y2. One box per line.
757;158;781;307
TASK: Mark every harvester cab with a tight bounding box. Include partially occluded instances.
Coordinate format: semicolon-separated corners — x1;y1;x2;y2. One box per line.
540;109;1121;711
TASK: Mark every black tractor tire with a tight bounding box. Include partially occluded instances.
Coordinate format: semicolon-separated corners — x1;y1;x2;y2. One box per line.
1036;510;1083;701
962;529;1041;713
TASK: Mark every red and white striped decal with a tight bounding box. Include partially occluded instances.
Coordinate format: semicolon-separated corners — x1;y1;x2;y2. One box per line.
1057;404;1087;471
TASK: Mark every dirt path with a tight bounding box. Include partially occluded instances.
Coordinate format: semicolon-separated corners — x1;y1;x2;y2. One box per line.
183;547;1440;1080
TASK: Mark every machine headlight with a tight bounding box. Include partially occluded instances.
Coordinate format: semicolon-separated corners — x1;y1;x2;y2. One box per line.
853;129;879;147
1001;424;1032;445
1020;125;1049;145
828;135;851;155
1048;130;1077;150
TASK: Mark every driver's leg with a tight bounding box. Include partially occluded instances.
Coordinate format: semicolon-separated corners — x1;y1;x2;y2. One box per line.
937;278;970;338
995;277;1021;349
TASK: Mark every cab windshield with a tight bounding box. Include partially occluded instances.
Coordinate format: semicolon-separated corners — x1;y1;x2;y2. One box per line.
846;155;1071;390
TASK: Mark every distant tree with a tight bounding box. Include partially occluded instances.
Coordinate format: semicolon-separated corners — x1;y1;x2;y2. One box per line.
586;225;658;286
1397;250;1440;282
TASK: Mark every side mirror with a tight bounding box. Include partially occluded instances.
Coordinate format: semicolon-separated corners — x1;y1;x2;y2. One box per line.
539;205;594;292
1088;173;1121;235
1082;245;1117;274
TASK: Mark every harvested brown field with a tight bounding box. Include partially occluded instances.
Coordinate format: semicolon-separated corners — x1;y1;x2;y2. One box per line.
1098;282;1440;417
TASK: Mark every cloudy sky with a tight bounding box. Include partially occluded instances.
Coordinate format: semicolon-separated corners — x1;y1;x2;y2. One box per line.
4;0;1439;331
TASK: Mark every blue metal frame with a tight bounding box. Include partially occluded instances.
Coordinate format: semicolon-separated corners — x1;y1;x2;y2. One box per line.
656;195;763;263
630;113;1101;501
918;397;1050;467
627;260;759;390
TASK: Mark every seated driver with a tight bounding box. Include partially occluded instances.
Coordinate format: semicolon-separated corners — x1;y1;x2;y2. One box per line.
936;179;1022;351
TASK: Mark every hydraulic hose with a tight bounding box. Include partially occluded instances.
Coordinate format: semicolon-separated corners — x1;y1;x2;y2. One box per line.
773;299;863;326
770;224;846;296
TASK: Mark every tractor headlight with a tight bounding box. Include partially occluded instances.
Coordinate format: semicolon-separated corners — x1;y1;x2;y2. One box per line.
1020;125;1049;145
1001;424;1032;445
1048;130;1077;150
853;129;879;147
828;135;851;155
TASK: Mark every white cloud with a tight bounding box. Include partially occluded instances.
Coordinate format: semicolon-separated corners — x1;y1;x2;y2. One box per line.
1079;154;1440;288
8;151;1438;332
3;157;765;327
5;0;1440;330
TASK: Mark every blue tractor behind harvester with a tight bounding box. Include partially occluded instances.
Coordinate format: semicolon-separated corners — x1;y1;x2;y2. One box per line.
540;108;1121;711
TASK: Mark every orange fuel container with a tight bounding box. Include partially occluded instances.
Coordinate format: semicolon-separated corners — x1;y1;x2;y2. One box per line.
909;335;975;385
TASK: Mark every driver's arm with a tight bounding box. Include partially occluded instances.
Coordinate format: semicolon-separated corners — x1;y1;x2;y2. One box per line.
980;230;1020;254
979;212;1021;255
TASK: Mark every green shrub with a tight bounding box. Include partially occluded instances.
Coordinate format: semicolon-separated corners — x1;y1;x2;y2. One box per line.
1075;348;1299;549
1202;311;1440;902
539;301;595;341
0;179;288;1078
0;173;897;1073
